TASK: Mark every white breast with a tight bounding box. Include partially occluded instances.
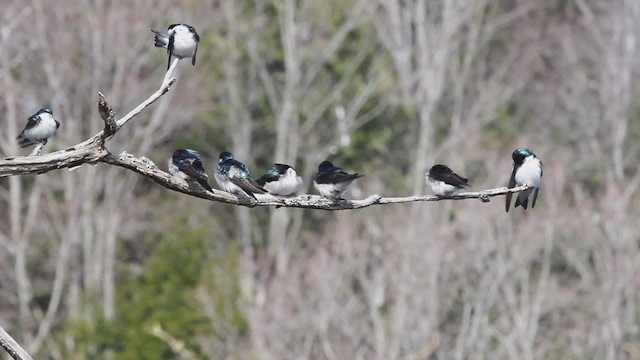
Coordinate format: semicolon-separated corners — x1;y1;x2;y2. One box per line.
515;157;542;188
171;30;197;58
314;180;354;199
426;176;458;196
214;172;232;192
265;170;304;196
24;113;59;141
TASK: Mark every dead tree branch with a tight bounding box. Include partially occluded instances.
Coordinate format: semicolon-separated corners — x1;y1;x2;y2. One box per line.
0;326;33;360
90;150;535;210
0;59;177;177
0;58;531;210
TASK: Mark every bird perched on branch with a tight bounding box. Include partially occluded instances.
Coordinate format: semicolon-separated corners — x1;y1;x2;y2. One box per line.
426;164;470;197
313;160;364;200
506;148;543;212
215;152;266;200
152;23;200;69
168;149;213;192
256;163;304;196
16;108;60;148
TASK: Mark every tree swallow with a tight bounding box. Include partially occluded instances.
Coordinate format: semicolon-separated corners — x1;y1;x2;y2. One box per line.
16;108;60;148
256;163;304;196
425;164;470;197
167;149;213;192
215;151;266;200
313;160;364;200
505;148;543;212
152;24;200;70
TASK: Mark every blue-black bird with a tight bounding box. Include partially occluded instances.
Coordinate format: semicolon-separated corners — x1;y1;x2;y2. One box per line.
425;164;470;197
506;148;543;212
168;149;213;192
313;160;363;200
16;108;60;148
256;163;304;196
215;151;266;200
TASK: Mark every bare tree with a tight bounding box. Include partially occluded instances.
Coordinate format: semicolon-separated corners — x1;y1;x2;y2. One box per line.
0;1;222;355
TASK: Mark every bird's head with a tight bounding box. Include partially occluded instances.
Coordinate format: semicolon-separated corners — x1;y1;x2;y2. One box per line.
219;151;234;163
512;148;535;164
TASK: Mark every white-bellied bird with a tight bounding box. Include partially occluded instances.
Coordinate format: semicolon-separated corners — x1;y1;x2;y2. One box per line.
313;160;363;200
425;164;470;197
16;108;60;148
256;163;304;196
215;151;266;200
168;149;213;192
152;23;200;69
506;148;543;212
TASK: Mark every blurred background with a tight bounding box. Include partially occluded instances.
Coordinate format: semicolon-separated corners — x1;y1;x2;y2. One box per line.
1;0;639;359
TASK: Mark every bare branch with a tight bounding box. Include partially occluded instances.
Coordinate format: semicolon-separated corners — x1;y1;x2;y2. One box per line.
2;124;532;210
98;91;117;138
0;55;532;211
0;64;177;177
148;323;196;360
0;326;33;360
97;151;535;210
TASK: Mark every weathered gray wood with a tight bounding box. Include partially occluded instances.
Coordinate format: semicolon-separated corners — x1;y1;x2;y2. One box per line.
101;151;532;210
0;58;532;210
0;326;33;360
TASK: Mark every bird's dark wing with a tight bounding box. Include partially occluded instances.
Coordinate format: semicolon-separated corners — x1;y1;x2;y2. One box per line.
255;176;267;187
453;173;470;187
177;159;213;192
192;47;197;66
316;169;363;184
249;178;267;193
16;115;40;147
23;114;40;131
229;178;267;200
167;34;174;70
17;138;32;147
227;165;266;200
256;168;280;186
273;164;291;172
431;170;469;188
505;166;517;213
17;136;38;148
531;188;539;208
